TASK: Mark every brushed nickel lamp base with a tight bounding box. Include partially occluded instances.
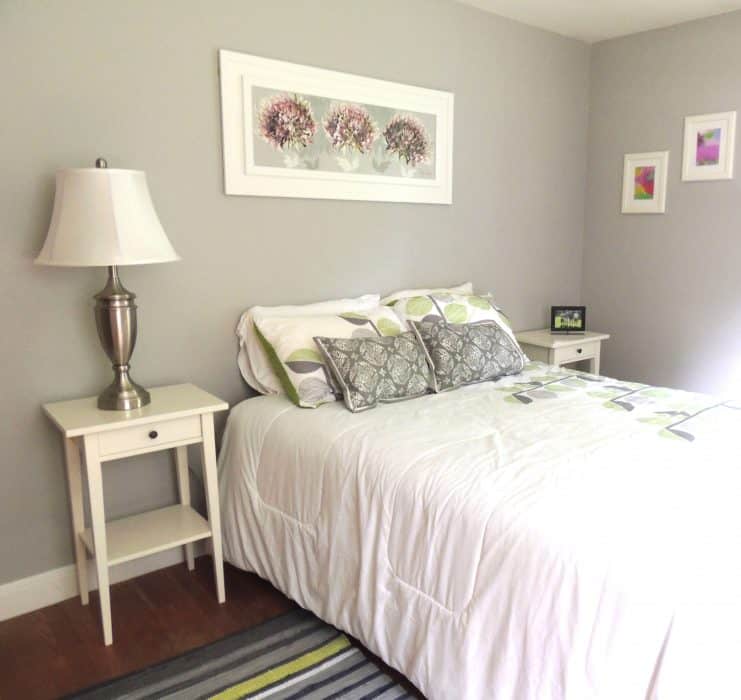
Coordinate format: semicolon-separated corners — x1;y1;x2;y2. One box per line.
94;266;151;410
97;369;151;411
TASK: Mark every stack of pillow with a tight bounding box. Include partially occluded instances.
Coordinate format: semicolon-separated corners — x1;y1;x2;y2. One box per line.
236;283;527;413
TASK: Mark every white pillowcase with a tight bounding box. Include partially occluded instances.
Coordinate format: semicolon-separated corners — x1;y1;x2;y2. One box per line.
255;307;405;408
392;292;524;352
379;282;473;306
236;294;380;394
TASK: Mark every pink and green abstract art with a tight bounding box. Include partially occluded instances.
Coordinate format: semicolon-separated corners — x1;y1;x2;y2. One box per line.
634;166;655;200
696;128;721;166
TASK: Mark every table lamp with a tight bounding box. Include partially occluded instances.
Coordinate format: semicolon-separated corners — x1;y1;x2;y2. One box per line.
35;158;179;410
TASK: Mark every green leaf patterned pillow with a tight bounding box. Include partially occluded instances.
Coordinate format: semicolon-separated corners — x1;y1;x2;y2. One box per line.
392;293;522;350
255;307;404;408
314;332;432;413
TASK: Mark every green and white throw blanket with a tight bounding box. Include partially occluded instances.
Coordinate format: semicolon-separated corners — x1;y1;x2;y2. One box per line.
499;361;741;443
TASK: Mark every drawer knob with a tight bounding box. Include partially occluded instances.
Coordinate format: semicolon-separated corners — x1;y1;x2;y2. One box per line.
148;430;159;440
577;348;583;354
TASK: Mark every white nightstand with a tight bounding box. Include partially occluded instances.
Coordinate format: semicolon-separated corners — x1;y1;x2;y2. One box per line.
43;383;228;645
515;329;610;374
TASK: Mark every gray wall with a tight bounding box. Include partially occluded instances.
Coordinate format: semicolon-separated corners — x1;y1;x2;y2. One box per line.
584;11;741;394
0;0;589;583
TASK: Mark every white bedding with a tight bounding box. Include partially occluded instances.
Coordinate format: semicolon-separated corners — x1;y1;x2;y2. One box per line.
218;362;741;699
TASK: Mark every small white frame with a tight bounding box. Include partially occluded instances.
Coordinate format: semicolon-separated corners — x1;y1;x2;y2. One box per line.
219;50;454;204
682;111;736;181
621;151;669;214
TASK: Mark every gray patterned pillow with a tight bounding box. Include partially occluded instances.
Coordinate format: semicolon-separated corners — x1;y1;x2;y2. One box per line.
411;319;526;392
314;332;432;412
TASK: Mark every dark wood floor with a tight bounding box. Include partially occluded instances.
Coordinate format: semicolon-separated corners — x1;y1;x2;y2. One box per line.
0;556;422;699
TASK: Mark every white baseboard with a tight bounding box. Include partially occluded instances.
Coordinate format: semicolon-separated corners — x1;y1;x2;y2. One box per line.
0;542;208;622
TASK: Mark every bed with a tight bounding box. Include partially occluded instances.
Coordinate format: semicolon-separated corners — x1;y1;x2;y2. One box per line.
218;361;741;699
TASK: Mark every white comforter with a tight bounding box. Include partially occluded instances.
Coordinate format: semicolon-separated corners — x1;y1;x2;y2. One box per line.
218;363;741;699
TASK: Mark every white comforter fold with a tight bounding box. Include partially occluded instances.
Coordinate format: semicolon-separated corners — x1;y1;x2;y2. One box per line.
219;364;741;699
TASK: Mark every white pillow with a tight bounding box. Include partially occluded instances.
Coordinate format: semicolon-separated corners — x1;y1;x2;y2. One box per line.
392;292;523;350
380;281;473;306
236;294;380;394
255;307;405;408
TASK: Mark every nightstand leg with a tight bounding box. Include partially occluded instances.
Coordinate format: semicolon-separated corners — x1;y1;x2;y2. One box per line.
83;435;112;646
63;437;89;606
174;446;195;571
200;415;225;604
591;348;601;375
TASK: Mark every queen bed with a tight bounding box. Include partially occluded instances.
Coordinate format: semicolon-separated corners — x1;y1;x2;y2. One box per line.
218;359;741;699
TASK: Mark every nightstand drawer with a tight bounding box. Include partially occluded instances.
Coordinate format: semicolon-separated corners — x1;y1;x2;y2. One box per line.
98;415;202;458
552;342;597;365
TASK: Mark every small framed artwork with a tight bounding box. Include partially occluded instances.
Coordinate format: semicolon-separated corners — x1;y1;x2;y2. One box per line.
621;151;669;214
550;306;586;334
682;111;736;181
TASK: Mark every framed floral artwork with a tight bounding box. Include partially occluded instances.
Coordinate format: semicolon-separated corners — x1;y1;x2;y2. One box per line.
621;151;669;214
219;50;454;204
682;111;736;181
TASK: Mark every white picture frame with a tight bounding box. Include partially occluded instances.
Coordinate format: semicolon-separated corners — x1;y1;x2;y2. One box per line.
219;50;454;204
621;151;669;214
682;111;736;181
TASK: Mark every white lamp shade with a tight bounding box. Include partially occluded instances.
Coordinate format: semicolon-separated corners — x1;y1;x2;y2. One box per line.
35;168;179;267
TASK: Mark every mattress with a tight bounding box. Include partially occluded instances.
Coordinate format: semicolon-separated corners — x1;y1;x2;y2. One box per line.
218;361;741;699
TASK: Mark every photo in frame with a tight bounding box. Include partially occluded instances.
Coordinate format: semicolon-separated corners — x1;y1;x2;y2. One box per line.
219;50;454;204
550;306;586;334
682;111;736;181
621;151;669;214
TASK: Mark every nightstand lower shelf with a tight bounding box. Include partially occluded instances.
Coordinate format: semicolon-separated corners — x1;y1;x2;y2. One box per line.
79;504;212;567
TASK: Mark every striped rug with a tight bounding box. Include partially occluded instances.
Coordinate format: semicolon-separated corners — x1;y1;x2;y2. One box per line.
67;609;416;699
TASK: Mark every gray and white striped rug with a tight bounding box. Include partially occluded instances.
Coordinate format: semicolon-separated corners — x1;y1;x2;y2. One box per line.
67;609;416;699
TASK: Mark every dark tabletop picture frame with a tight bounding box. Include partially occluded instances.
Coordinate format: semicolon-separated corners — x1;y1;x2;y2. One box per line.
550;306;586;334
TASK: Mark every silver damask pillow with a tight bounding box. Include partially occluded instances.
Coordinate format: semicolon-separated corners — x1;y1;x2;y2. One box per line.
411;319;526;393
313;332;432;412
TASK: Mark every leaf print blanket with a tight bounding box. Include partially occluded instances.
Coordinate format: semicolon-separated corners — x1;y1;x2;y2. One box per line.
498;361;741;443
